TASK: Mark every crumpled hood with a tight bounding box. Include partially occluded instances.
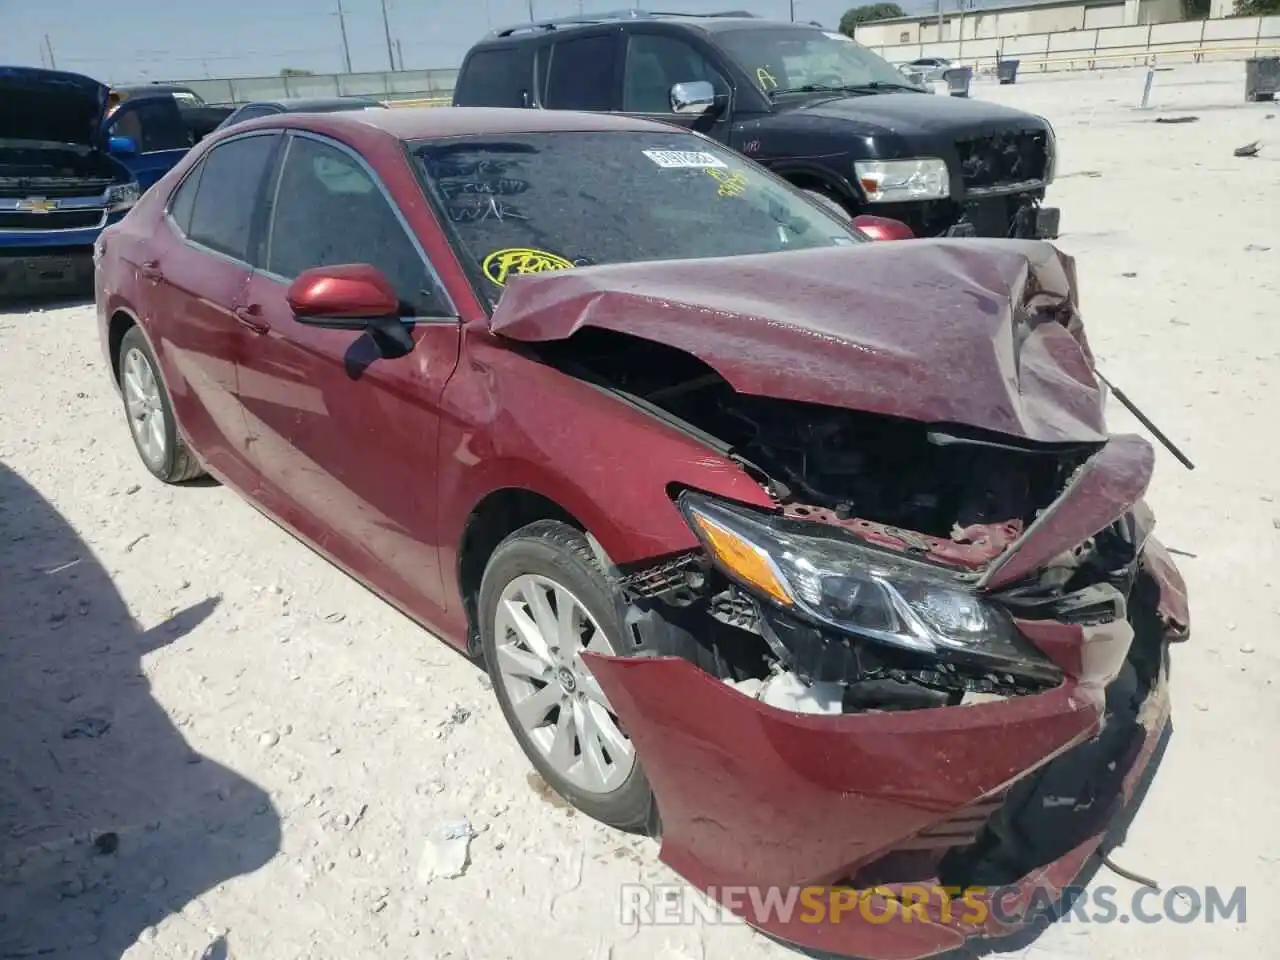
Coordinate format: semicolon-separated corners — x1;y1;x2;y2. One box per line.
489;239;1105;444
0;66;109;147
794;91;1051;140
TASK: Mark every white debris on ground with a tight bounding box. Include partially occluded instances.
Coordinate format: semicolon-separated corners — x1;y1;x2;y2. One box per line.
1;60;1278;960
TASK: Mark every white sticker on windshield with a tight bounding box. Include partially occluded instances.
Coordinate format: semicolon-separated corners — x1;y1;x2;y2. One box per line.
642;149;728;169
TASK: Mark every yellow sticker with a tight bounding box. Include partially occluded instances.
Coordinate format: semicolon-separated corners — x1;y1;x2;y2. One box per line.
756;66;778;91
706;168;748;198
482;247;575;286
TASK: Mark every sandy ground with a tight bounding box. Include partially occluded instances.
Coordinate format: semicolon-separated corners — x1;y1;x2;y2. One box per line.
1;60;1278;960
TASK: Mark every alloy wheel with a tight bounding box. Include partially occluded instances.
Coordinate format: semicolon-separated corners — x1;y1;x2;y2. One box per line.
492;573;636;795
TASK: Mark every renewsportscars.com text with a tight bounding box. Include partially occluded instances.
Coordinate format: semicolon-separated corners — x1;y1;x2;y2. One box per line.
619;883;1247;927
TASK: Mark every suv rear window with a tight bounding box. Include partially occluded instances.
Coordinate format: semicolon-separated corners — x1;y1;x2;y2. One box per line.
454;48;533;107
412;131;864;300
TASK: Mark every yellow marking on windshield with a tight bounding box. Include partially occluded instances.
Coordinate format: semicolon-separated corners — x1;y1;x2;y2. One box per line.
482;247;575;286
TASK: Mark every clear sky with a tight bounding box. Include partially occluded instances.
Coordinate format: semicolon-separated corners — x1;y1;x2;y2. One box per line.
0;0;938;83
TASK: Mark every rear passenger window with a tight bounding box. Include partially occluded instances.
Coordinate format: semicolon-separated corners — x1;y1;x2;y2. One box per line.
266;136;448;317
186;134;279;261
544;36;617;110
454;48;532;107
166;164;203;235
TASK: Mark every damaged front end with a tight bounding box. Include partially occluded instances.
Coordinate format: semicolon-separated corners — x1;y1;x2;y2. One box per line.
489;239;1189;959
585;429;1187;958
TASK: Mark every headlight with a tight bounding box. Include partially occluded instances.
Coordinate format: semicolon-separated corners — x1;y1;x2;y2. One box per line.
678;491;1058;681
1043;119;1057;182
106;181;141;213
854;158;950;203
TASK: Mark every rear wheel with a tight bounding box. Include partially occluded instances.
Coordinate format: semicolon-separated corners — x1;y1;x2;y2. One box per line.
479;520;654;831
118;326;205;484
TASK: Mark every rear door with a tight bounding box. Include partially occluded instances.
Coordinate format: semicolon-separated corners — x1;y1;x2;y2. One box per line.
540;29;623;112
236;131;462;618
619;29;734;142
145;131;281;485
106;97;196;189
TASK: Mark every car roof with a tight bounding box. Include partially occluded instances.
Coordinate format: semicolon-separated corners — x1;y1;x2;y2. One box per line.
114;83;198;97
480;12;819;43
243;96;381;111
291;106;690;141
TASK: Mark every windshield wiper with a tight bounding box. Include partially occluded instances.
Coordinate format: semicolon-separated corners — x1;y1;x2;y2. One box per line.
841;81;926;93
768;81;923;98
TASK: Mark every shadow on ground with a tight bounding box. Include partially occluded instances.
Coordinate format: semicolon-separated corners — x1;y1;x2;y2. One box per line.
0;461;281;959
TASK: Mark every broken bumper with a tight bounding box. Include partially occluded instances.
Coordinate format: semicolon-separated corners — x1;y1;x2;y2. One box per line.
945;202;1060;240
0;248;96;299
585;550;1182;960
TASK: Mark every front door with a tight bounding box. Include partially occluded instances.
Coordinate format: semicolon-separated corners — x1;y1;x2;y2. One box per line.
619;30;735;143
106;97;195;190
235;131;461;620
141;131;281;485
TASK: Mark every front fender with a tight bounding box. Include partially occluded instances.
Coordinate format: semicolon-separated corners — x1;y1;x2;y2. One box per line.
435;333;775;598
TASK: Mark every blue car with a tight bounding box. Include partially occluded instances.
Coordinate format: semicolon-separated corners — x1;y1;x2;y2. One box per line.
1;66;151;298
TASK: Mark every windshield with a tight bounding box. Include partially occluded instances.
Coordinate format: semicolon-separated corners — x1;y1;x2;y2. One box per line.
716;27;918;94
412;131;864;301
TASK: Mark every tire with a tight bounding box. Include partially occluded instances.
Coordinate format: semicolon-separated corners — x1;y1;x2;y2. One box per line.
802;188;853;221
117;326;205;484
479;520;655;832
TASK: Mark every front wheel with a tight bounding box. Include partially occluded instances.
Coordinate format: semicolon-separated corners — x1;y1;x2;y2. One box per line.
479;520;654;831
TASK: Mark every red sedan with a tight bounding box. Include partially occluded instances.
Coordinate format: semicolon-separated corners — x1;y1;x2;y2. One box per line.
95;107;1189;959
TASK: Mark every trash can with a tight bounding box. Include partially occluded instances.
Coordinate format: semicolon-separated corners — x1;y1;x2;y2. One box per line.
997;59;1020;85
1245;56;1279;102
942;66;973;98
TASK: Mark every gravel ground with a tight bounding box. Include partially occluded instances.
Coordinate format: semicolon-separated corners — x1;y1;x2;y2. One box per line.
2;60;1278;960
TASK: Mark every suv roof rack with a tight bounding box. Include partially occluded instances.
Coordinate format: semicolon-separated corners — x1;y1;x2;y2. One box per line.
488;8;755;38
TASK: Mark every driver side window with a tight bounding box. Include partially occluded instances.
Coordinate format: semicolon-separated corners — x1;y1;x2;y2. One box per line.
623;35;727;114
108;100;193;153
265;135;450;317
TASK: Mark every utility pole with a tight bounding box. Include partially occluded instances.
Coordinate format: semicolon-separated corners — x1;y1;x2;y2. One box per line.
336;0;353;73
528;0;535;22
789;0;795;22
44;34;57;69
380;0;396;71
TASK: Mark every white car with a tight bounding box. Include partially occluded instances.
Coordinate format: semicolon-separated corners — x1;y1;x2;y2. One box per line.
902;57;953;83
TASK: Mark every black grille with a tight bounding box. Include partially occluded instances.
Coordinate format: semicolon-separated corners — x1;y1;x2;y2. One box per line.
956;130;1049;193
0;210;104;231
0;177;115;199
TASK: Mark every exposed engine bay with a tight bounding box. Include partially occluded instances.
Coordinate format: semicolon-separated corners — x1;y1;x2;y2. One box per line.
0;144;122;198
533;328;1158;714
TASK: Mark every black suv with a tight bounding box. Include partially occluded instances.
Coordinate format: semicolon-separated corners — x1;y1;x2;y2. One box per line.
453;11;1059;239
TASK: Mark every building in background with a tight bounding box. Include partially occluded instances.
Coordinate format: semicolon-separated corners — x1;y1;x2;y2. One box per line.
853;0;1187;47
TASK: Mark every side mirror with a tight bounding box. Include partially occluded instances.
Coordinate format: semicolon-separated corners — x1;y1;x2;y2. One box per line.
670;80;717;115
108;135;139;156
286;264;412;352
852;214;915;241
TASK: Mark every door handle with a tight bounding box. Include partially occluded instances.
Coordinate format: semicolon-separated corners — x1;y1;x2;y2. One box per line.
140;260;164;283
234;304;271;335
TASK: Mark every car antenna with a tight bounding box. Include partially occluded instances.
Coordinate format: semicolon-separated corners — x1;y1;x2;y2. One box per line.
1094;370;1195;470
